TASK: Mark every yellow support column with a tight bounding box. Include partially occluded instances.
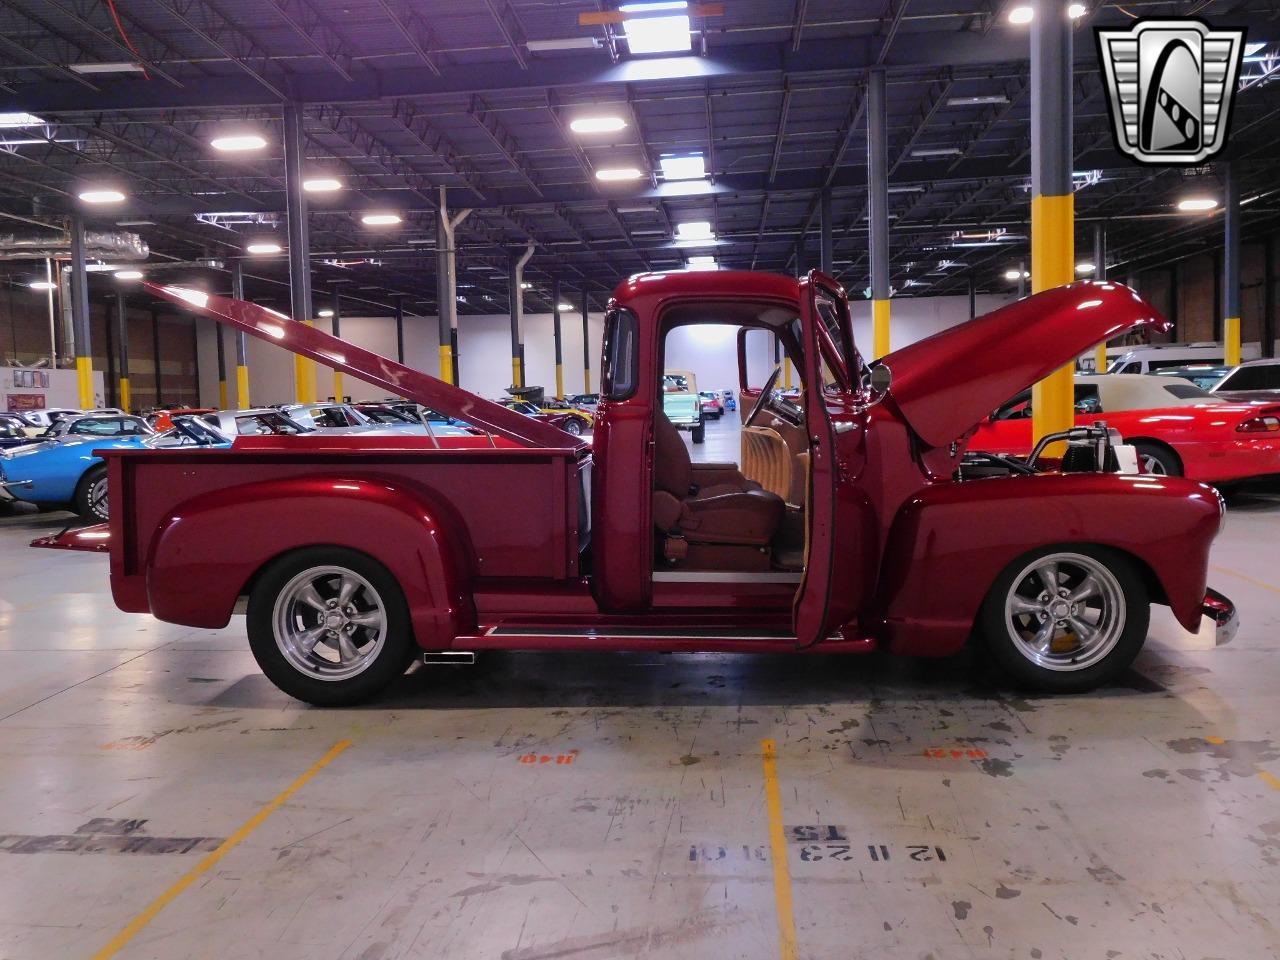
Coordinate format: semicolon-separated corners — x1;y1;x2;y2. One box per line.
555;364;564;399
294;321;316;403
236;365;250;407
583;367;591;392
218;379;228;409
119;377;131;413
1225;317;1241;366
783;358;793;390
872;299;891;360
438;345;454;385
77;355;94;408
512;356;522;388
1223;162;1241;367
1030;194;1075;445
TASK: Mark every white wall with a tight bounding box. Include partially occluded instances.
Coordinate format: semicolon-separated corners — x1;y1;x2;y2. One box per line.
2;366;106;412
198;310;606;408
196;293;1010;408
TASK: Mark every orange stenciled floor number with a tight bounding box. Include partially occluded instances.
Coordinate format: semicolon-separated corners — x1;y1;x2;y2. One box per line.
518;749;580;765
923;748;988;759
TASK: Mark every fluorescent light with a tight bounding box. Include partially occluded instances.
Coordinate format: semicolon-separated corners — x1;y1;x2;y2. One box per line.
676;221;714;241
557;302;572;311
1178;197;1218;212
113;270;144;280
659;154;706;181
0;112;45;128
361;212;402;225
318;308;334;317
1075;262;1095;274
570;116;627;134
687;255;717;270
79;188;125;203
946;95;1009;107
210;133;267;152
1008;5;1033;24
303;177;342;192
887;185;926;193
68;61;144;75
1068;3;1087;17
27;280;56;291
246;241;282;254
910;147;962;157
521;281;533;290
1003;269;1029;281
620;1;691;55
528;37;601;51
596;166;644;181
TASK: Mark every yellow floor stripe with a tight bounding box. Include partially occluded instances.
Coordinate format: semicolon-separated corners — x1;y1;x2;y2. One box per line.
1260;771;1280;791
761;739;798;960
1211;564;1280;596
92;739;353;959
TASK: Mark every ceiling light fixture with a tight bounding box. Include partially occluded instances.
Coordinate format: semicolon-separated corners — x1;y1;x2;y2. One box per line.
0;112;45;128
686;255;717;270
246;241;282;254
317;308;334;317
527;37;601;51
210;133;267;152
910;146;963;157
68;61;145;75
620;1;692;55
1177;197;1218;212
1075;261;1095;274
1003;269;1029;281
79;188;126;203
1068;3;1087;17
557;302;572;311
361;212;402;225
676;221;714;241
659;153;706;181
570;115;627;134
303;177;342;192
945;94;1009;107
1008;5;1033;24
596;166;644;182
27;280;56;291
113;270;144;280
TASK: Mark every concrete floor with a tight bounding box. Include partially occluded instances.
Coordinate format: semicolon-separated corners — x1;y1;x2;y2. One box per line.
2;414;1279;959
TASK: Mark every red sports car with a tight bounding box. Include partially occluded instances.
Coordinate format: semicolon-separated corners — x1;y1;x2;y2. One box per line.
970;373;1280;483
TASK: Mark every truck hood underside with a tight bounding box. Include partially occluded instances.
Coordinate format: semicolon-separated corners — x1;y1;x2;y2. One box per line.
880;281;1170;449
144;283;587;451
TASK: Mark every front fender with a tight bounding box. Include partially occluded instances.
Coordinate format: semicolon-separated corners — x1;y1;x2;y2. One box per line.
873;473;1223;656
146;475;475;647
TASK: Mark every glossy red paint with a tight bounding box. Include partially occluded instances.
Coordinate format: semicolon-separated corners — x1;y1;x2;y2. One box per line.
87;270;1231;678
971;399;1280;483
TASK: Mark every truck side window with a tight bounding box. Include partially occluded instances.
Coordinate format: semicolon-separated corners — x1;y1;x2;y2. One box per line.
602;308;639;401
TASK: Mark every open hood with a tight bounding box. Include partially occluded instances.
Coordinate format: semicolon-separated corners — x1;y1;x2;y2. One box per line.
145;283;586;451
881;281;1170;448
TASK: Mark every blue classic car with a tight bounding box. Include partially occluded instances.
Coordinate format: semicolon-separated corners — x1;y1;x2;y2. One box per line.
0;417;229;522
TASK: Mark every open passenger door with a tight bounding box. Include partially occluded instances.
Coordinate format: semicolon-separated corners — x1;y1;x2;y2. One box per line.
792;273;875;648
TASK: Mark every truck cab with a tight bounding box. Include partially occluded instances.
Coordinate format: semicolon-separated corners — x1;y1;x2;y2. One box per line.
46;272;1235;705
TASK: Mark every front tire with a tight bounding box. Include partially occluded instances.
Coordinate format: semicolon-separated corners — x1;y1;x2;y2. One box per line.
74;465;109;522
247;547;415;706
563;418;584;436
1133;442;1182;477
977;546;1148;693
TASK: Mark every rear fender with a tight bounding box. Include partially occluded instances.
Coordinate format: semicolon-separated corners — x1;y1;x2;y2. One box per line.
146;475;475;647
872;473;1223;656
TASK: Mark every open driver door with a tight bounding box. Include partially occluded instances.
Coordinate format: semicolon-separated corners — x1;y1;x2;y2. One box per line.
792;272;877;648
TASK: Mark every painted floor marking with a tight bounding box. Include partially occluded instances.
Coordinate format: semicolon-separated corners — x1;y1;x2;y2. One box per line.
1211;564;1280;596
761;739;798;960
1205;737;1280;794
91;738;353;960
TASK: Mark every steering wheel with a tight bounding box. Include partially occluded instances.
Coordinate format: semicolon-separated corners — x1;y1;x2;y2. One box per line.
744;365;783;428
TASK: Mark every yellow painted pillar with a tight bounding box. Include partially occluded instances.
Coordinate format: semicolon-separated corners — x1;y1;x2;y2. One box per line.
1225;317;1241;366
783;358;793;390
294;321;316;403
583;368;591;393
218;379;228;409
872;299;891;360
333;372;344;402
511;357;522;388
77;356;94;408
555;364;564;399
1223;162;1241;367
119;377;131;412
236;365;250;407
438;345;454;385
1030;194;1076;445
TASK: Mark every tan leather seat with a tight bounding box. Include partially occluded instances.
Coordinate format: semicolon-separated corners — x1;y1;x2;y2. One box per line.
652;413;784;547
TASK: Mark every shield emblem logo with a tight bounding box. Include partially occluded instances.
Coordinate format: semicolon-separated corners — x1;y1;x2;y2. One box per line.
1096;19;1246;165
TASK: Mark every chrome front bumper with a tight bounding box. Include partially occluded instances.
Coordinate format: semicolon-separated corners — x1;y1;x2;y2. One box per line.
1202;587;1239;646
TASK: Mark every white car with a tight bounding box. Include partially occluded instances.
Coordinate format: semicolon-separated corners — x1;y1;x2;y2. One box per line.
1153;359;1280;400
1097;341;1261;375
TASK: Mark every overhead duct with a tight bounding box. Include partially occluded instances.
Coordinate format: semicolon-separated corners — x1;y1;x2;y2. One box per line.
0;230;149;261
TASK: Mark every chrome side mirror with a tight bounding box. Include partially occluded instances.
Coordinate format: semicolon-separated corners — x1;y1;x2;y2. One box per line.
869;363;892;395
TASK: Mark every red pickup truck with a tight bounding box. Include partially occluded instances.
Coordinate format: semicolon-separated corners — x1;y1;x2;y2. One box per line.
44;273;1235;705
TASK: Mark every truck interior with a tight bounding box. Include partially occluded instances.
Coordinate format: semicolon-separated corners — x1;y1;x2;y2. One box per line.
651;301;817;577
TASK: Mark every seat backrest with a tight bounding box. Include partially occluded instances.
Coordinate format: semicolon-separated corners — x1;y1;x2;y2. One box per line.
653;412;693;496
741;426;792;500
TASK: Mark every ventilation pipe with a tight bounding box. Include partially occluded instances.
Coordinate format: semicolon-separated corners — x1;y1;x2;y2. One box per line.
0;230;148;261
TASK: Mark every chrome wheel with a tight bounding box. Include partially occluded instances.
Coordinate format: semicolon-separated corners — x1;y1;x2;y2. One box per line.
1003;551;1127;672
271;565;387;681
1140;453;1167;476
88;474;109;520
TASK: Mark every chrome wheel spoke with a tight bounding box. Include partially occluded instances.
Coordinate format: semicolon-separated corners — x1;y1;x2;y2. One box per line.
297;625;326;655
295;583;328;612
336;632;360;663
1034;562;1060;596
1030;618;1057;653
348;610;382;628
1010;594;1043;616
337;575;360;606
1066;616;1097;645
1069;575;1101;604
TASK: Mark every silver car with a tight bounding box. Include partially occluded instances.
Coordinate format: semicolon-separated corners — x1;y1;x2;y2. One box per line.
200;408;312;436
41;414;153;439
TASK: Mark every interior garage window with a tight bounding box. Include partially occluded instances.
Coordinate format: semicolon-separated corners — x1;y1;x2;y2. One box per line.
601;308;639;401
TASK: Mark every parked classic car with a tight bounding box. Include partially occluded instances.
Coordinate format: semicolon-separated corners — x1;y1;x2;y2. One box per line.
662;371;704;442
16;408;81;434
353;402;476;437
0;413;32;449
201;408;312;436
147;407;218;431
1154;359;1280;401
40;414;154;439
970;373;1280;482
39;276;1237;707
500;398;588;436
698;391;724;419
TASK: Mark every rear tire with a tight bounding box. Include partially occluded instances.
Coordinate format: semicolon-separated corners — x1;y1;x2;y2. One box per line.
691;419;705;444
564;418;584;436
1133;442;1182;477
976;545;1148;693
246;547;415;706
74;465;109;522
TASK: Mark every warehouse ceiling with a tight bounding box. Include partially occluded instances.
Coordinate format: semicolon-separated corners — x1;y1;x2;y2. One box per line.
1;0;1280;317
